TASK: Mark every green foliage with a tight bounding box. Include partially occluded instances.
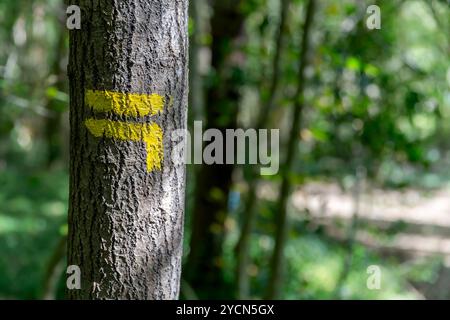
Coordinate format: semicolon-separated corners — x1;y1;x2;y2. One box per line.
1;0;449;299
0;168;68;299
222;216;429;299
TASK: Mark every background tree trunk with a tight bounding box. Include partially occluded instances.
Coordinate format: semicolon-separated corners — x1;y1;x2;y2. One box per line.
67;0;188;300
266;0;317;299
188;0;205;125
185;0;246;298
235;0;291;299
45;10;66;168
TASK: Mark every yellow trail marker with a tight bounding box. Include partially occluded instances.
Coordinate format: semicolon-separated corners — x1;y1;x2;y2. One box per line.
85;89;165;117
85;118;163;172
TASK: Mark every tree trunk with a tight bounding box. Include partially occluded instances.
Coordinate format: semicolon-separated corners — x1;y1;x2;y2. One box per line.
266;0;317;299
67;0;189;300
45;5;67;168
235;0;291;299
186;1;246;298
334;166;365;298
188;0;205;125
42;235;67;300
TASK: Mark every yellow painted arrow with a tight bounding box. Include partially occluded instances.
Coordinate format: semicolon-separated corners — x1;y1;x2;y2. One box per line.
85;89;165;117
84;89;165;172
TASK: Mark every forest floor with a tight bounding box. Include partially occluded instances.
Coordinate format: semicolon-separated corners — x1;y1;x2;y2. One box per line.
290;182;450;260
285;181;450;299
251;179;450;299
2;168;449;299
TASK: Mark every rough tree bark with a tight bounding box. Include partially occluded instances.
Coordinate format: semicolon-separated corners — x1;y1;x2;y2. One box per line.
266;0;317;299
67;0;189;300
186;0;246;298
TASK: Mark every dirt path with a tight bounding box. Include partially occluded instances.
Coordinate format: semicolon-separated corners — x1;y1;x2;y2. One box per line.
287;182;450;260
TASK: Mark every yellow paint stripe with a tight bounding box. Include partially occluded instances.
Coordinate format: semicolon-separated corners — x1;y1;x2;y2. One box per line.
85;118;163;172
85;89;165;117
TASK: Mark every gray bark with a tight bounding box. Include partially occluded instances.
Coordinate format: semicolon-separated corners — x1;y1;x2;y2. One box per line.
67;0;189;300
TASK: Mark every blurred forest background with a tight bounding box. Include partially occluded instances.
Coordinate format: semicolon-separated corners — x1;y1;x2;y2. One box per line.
0;0;449;299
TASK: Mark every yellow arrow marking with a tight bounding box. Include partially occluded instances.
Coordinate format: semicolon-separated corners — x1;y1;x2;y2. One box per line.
85;119;163;172
85;89;165;117
84;89;166;172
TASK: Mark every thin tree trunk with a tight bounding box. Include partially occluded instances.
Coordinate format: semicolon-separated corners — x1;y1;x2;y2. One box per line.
333;166;365;298
188;0;205;125
266;0;317;299
235;0;291;299
67;0;189;300
186;1;246;298
45;17;66;168
42;235;67;300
